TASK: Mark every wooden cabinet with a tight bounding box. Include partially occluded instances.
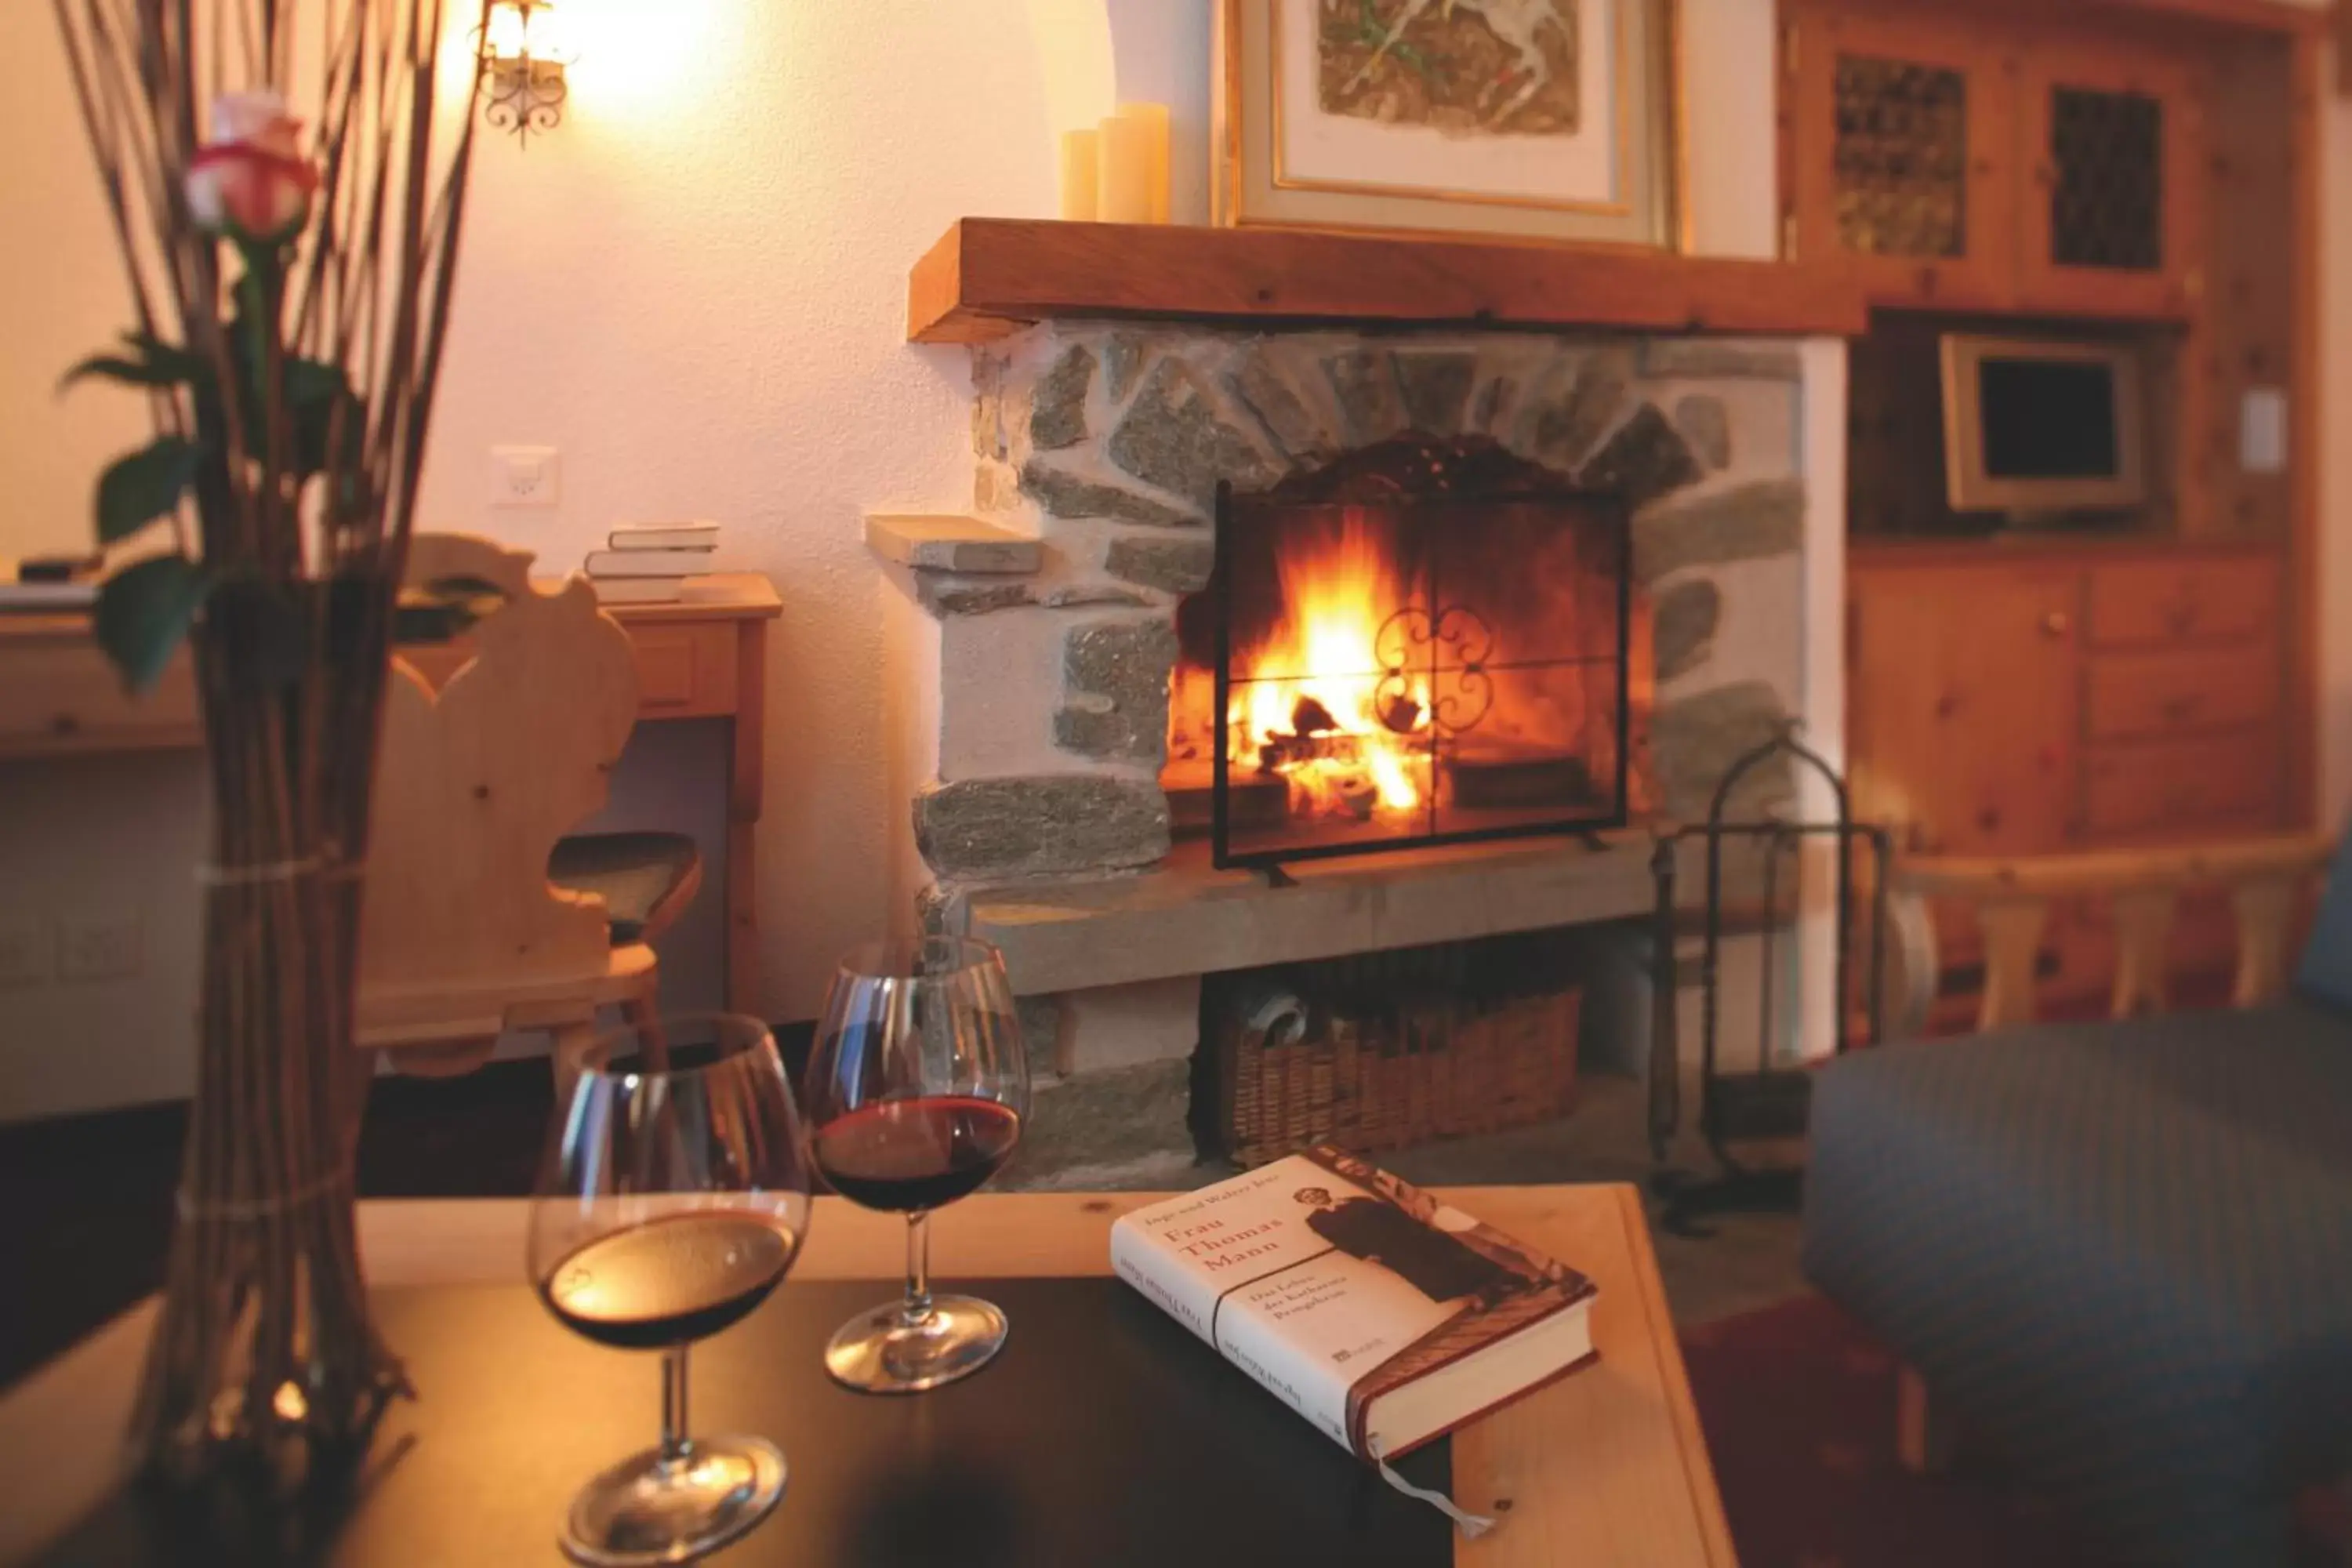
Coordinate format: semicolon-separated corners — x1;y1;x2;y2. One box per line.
1851;544;2288;1014
1849;565;2080;855
1785;5;2203;317
1850;546;2285;857
1788;5;2017;310
2016;42;2203;318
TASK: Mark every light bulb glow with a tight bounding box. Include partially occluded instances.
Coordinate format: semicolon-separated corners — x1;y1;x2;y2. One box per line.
486;1;568;64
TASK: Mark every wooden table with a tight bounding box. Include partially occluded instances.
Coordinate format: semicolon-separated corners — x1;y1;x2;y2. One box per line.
0;1185;1733;1567
0;574;781;1013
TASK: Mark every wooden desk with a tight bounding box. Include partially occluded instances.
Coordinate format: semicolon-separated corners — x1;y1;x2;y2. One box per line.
0;574;780;1014
0;1185;1734;1568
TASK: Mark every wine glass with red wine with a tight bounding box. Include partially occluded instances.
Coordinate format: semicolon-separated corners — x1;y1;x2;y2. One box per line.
804;936;1030;1394
528;1015;814;1566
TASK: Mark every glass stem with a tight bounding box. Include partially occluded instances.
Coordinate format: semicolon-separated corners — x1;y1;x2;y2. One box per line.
902;1210;935;1327
660;1344;691;1467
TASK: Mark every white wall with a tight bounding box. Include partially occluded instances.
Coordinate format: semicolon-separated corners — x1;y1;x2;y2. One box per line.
0;0;1805;1117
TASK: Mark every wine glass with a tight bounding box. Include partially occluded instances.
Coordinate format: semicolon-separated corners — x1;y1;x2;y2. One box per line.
528;1014;814;1567
804;936;1030;1394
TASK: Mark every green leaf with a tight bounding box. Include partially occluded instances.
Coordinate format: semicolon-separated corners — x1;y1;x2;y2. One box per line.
95;555;210;694
60;354;176;390
123;333;212;384
95;437;204;545
59;333;211;394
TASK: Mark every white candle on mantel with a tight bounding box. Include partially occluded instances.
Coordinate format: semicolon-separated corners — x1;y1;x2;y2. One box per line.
1116;101;1171;223
1058;128;1100;221
1097;111;1156;224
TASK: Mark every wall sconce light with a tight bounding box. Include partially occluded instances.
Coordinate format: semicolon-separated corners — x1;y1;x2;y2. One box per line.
480;0;569;144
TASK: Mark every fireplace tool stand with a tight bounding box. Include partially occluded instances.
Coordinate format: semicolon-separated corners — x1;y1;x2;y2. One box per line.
1646;728;1892;1237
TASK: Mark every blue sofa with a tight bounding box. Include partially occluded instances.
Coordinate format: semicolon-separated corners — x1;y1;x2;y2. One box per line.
1805;963;2352;1562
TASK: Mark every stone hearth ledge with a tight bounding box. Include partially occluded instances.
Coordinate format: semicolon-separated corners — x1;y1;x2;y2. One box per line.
866;513;1044;574
927;832;1765;998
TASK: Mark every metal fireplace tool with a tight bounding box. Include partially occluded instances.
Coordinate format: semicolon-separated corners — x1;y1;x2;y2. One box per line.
1646;727;1893;1236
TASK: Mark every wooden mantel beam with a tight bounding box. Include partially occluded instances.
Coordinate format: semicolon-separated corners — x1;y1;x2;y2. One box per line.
906;219;1871;345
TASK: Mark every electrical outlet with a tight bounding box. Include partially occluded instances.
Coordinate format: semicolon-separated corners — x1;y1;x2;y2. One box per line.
489;445;561;509
0;920;49;989
57;915;140;983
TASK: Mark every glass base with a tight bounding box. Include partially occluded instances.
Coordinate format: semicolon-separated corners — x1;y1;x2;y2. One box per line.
823;1294;1008;1394
561;1436;786;1566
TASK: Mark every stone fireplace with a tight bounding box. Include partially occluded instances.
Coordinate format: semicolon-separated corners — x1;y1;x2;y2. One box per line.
872;321;1810;1185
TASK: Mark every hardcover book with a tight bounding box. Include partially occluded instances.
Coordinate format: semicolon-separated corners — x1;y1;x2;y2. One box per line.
583;548;708;579
607;522;720;551
1111;1148;1597;1470
587;578;684;605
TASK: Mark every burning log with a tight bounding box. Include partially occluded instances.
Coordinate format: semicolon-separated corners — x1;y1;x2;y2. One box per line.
1162;758;1289;837
1257;729;1367;773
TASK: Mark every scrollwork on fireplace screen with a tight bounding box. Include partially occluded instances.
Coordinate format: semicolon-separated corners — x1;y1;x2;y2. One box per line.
1206;434;1635;873
1375;604;1496;739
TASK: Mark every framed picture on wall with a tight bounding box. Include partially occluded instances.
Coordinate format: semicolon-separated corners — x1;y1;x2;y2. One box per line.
1214;0;1683;249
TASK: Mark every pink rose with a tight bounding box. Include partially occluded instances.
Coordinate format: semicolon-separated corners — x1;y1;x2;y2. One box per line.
185;91;318;241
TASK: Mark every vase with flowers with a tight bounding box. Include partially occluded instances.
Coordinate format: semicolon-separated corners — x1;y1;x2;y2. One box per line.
53;1;495;1499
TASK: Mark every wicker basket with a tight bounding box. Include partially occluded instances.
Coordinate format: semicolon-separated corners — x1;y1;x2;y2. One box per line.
1216;985;1582;1167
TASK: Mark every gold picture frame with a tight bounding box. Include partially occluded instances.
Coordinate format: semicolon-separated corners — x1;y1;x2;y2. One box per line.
1216;0;1684;249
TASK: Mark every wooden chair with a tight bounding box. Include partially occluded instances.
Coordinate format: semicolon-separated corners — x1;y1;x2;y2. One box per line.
1882;833;2335;1036
355;535;701;1097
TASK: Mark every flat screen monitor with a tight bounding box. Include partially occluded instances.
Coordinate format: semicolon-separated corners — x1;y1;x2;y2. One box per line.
1940;335;2146;516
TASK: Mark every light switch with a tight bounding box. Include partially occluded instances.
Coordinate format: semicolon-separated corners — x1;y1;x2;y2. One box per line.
490;445;561;509
2241;388;2287;475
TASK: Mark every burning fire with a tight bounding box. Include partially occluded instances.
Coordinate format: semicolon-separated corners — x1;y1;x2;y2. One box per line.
1233;515;1432;823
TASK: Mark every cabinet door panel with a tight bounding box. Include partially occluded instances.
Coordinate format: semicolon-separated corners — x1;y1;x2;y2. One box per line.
1788;5;2016;309
1849;567;2081;856
2087;555;2281;647
2081;730;2281;837
2017;43;2202;317
2084;644;2278;741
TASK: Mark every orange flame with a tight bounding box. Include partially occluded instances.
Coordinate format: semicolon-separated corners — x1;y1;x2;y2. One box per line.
1230;514;1431;822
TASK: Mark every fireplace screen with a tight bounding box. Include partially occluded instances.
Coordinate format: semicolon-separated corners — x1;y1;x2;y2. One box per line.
1167;437;1634;869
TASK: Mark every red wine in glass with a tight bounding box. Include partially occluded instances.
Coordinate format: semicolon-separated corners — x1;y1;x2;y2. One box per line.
813;1097;1023;1214
804;937;1031;1395
527;1015;814;1566
542;1211;800;1352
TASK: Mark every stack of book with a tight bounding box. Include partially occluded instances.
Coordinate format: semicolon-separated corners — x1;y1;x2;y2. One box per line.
0;557;100;612
584;523;719;604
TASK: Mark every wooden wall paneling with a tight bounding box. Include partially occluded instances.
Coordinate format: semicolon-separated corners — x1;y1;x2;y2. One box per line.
2287;27;2325;826
2198;34;2299;544
1807;0;2324;42
1844;311;2182;542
